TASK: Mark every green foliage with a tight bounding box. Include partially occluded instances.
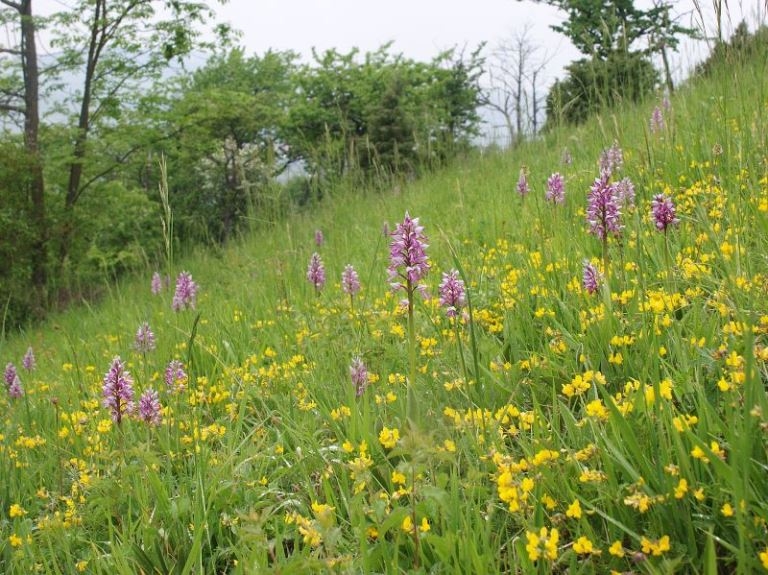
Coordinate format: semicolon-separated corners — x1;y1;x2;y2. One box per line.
159;48;298;242
0;143;37;331
696;22;768;77
157;44;483;243
286;45;483;185
547;0;693;57
45;182;163;297
0;0;229;326
546;51;659;126
538;0;692;126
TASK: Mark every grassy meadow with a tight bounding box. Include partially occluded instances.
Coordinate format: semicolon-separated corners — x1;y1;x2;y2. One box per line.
2;38;768;574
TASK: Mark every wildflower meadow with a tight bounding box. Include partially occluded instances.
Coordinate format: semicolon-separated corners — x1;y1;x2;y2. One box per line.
2;35;768;575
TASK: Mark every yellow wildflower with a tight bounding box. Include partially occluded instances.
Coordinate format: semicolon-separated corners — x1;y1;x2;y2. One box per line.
9;504;26;518
531;449;559;466
759;547;768;570
624;492;652;513
609;540;625;557
306;507;332;538
378;427;400;449
566;499;582;519
641;535;671;556
573;535;599;555
541;494;557;510
299;522;322;547
691;445;709;463
525;527;559;562
520;477;535;493
579;468;607;483
331;405;351;421
585;399;609;421
419;517;431;533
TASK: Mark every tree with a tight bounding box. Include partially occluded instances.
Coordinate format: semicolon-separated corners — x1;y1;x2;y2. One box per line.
646;0;698;93
48;0;230;261
366;72;415;174
527;0;693;125
548;0;655;57
695;21;768;77
540;0;695;86
0;0;229;315
285;45;483;186
432;45;485;154
480;24;551;145
0;0;47;314
545;50;658;125
0;142;38;327
162;48;297;241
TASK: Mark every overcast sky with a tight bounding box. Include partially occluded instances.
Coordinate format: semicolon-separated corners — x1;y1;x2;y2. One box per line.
213;0;764;80
32;0;764;79
215;0;570;63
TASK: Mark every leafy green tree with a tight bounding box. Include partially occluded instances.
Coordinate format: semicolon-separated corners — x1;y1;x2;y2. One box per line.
0;0;47;315
431;46;485;153
546;50;658;126
695;22;768;77
47;0;230;261
548;0;655;57
529;0;692;125
0;142;37;328
285;45;483;186
0;0;229;323
160;48;297;241
286;47;368;182
367;72;415;174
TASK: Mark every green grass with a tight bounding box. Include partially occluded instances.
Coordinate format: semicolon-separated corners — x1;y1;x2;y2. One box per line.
2;44;768;574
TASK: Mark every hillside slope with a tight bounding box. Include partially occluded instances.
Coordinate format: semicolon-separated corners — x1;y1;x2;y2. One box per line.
1;34;767;574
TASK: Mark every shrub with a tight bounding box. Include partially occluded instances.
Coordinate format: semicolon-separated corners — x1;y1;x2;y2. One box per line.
546;51;659;126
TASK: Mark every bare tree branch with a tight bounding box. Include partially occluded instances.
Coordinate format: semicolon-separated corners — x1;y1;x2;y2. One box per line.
480;23;553;146
0;101;24;113
0;0;22;10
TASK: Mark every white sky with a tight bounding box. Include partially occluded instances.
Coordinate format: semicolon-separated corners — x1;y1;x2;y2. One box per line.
216;1;570;63
31;0;765;79
213;1;764;78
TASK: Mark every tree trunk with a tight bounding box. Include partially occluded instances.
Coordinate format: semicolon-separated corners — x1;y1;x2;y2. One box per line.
59;0;103;266
514;63;523;139
531;69;540;134
660;44;674;94
20;0;47;315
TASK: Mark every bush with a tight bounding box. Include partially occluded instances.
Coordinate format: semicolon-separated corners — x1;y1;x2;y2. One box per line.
546;51;659;126
49;182;163;294
0;144;38;331
696;22;768;77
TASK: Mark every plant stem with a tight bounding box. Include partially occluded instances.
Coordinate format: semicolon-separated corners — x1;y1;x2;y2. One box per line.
454;320;469;386
406;281;418;425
